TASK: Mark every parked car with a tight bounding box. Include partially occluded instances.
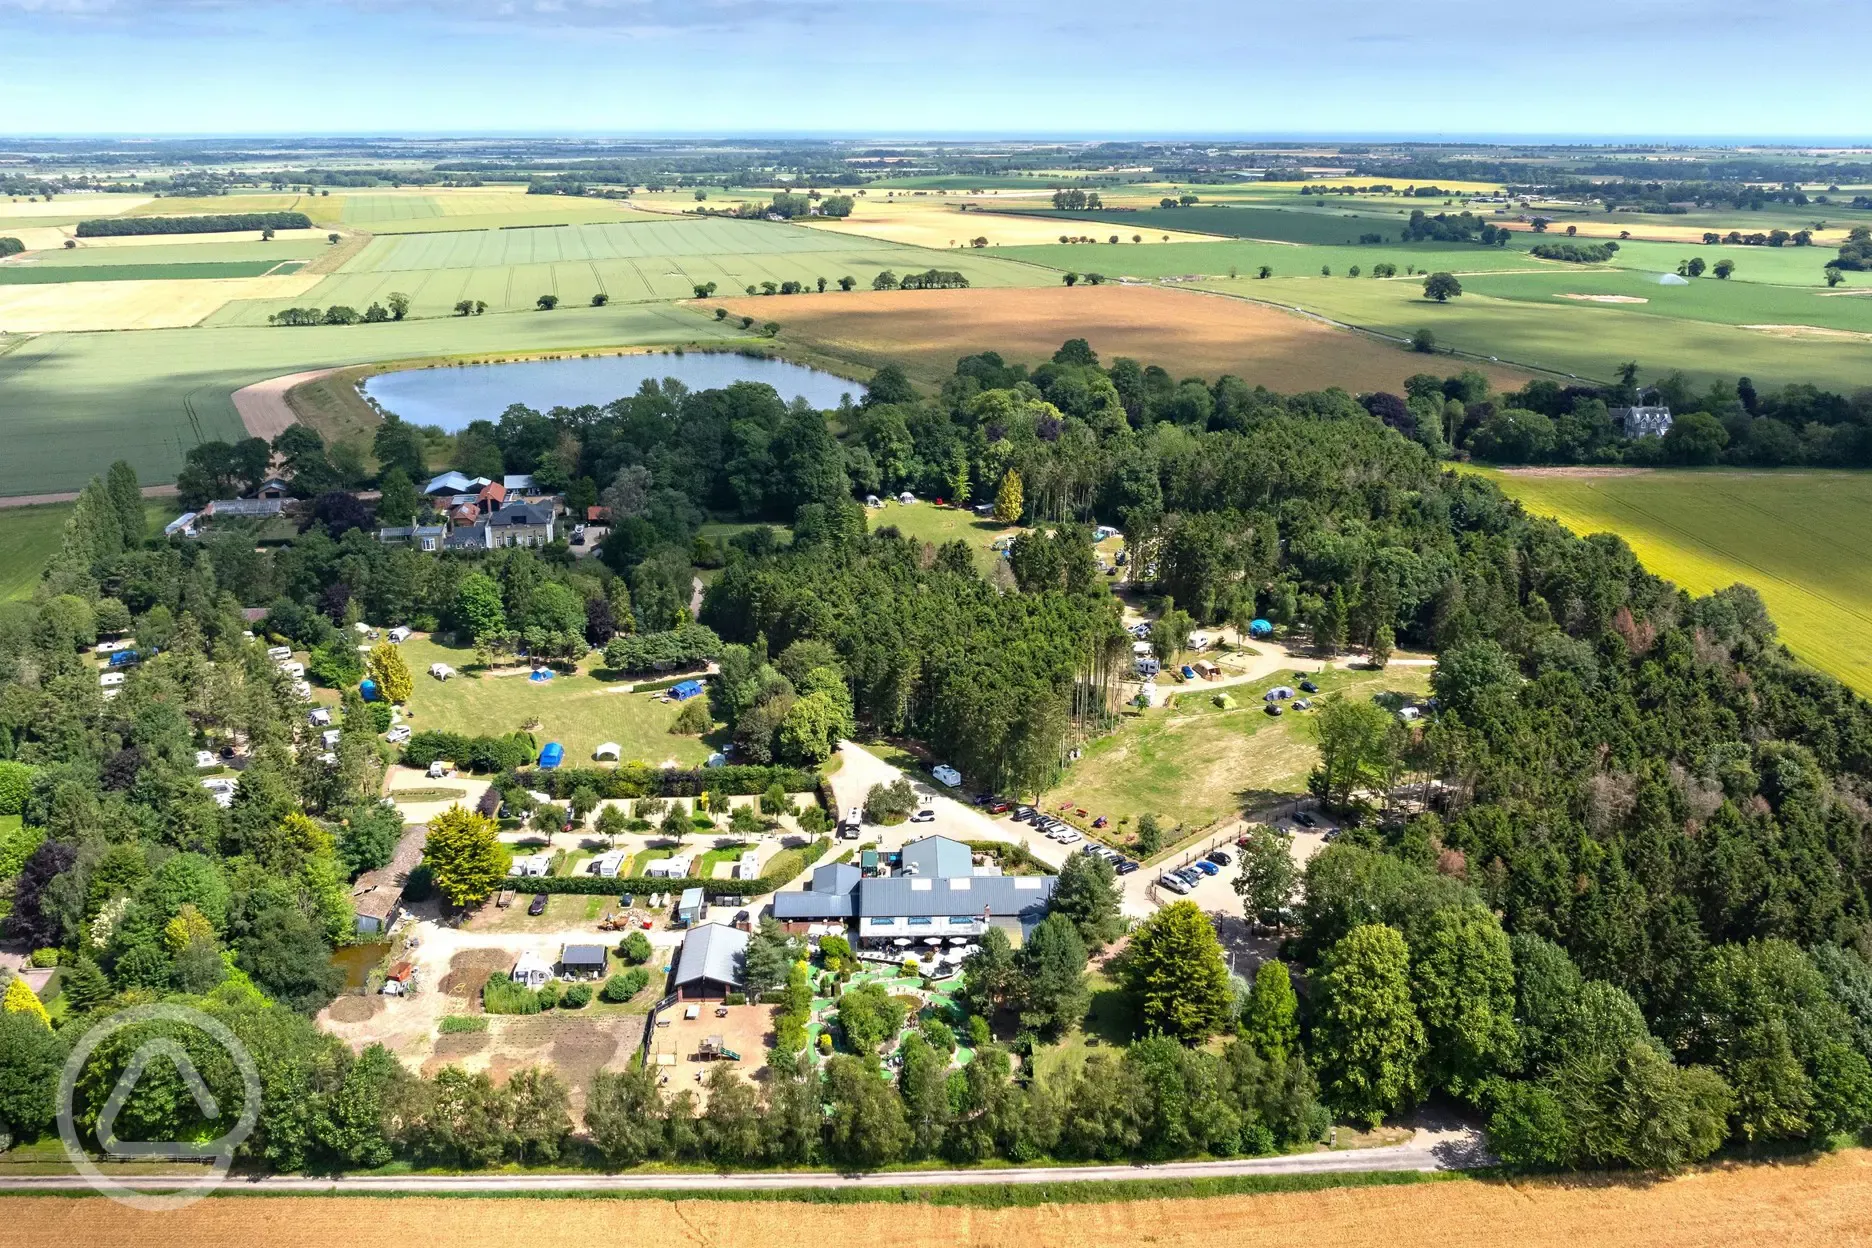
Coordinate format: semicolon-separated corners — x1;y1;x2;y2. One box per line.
910;808;936;823
386;725;412;744
1294;811;1318;828
1193;859;1220;877
569;532;585;547
1299;679;1319;693
1177;867;1205;886
1180;665;1197;681
1293;699;1312;711
1265;703;1284;716
1056;829;1081;845
1207;849;1232;866
528;894;548;916
1158;873;1191;895
983;796;1012;814
1014;805;1036;822
1116;860;1139;875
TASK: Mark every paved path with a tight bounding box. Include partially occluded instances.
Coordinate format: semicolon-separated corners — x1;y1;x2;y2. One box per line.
0;1123;1488;1193
0;483;177;509
232;368;341;441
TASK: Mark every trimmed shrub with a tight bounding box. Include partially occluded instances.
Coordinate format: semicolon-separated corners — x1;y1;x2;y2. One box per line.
521;763;815;801
723;992;747;1006
602;967;651;1002
620;930;653;964
561;982;593;1008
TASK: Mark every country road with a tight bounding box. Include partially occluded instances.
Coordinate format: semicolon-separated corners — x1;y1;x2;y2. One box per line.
0;1121;1490;1194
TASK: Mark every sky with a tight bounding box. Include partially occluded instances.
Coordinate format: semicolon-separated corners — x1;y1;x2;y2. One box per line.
1;0;1866;139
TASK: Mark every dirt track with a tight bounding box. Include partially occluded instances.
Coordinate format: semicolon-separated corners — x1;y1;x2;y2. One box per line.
17;1149;1872;1248
231;368;342;441
0;483;178;509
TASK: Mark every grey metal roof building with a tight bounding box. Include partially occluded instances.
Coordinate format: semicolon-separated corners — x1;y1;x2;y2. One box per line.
899;835;972;877
768;837;1054;945
673;922;748;999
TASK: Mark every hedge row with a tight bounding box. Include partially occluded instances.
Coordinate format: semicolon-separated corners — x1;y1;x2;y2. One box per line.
75;211;314;237
500;837;829;899
519;763;817;800
0;238;23;259
403;729;536;773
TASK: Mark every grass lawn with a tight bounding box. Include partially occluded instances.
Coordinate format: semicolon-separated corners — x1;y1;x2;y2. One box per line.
1045;664;1433;842
1481;467;1872;697
867;499;1018;573
395;636;712;769
0;499;179;599
1030;969;1138;1082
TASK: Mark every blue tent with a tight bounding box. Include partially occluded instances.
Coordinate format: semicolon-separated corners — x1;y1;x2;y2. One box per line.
670;679;704;702
1248;619;1273;639
360;678;380;702
539;742;564;768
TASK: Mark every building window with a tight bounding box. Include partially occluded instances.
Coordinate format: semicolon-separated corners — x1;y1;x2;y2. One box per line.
421;538;435;551
871;917;895;928
908;916;933;927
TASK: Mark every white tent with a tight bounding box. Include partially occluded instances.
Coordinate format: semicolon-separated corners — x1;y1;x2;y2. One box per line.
512;950;552;988
429;663;454;681
593;742;621;761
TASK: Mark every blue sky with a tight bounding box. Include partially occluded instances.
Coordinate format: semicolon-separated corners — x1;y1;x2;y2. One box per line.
1;0;1865;138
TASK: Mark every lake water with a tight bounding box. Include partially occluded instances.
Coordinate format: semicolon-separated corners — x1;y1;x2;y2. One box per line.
362;351;865;430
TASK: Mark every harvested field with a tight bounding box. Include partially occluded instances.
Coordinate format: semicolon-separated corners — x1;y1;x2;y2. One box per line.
0;194;149;217
723;284;1534;392
799;199;1213;249
0;273;320;331
1557;292;1648;304
21;1149;1872;1247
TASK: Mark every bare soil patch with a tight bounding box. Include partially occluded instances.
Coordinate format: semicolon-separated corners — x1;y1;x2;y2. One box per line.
439;948;510;999
26;1149;1872;1247
1555;292;1649;304
325;995;384;1025
1742;323;1872;342
427;1030;490;1065
719;285;1533;393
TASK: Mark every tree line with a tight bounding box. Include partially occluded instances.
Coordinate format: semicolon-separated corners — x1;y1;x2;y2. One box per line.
74;211;313;237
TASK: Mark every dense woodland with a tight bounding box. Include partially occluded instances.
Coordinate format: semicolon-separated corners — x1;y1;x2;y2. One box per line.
3;332;1871;1175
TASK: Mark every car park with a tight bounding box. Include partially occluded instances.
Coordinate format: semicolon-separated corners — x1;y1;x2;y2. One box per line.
527;894;548;916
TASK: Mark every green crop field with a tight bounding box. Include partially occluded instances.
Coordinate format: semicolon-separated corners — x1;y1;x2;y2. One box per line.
1481;468;1872;696
0;260;297;283
1183;273;1872;391
991;204;1410;245
204;217;1051;324
340;194;445;224
14;239;332;267
0;300;741;496
395;636;712;767
0;499;180;599
997;238;1545;282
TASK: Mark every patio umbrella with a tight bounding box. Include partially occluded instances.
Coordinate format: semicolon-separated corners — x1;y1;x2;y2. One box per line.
923;936;943;946
893;937;912;947
946;937;968;945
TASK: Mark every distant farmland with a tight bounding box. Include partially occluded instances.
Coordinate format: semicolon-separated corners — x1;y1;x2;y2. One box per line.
1483;467;1872;696
719;283;1533;393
